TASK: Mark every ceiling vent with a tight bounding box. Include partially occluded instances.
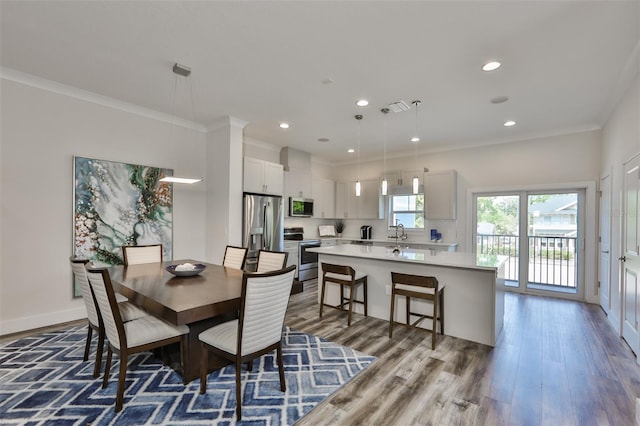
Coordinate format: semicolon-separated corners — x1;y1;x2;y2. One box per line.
388;100;411;113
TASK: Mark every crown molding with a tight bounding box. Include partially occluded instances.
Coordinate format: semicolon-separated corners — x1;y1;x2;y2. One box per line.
243;136;281;152
206;116;248;132
0;67;207;132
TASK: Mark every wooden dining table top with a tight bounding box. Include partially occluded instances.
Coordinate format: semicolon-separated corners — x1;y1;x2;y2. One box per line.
108;259;244;326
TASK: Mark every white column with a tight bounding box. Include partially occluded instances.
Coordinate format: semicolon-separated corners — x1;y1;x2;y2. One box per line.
205;116;247;264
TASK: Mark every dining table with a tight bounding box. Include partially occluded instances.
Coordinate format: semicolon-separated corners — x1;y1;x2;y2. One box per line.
108;259;244;382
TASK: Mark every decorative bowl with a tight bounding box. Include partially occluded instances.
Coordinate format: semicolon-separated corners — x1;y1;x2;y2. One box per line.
166;263;207;277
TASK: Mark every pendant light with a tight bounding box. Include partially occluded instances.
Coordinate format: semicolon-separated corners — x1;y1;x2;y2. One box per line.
355;114;363;197
411;100;421;194
159;63;202;185
381;108;389;196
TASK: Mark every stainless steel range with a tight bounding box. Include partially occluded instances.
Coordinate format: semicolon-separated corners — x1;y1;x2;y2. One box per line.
284;227;320;281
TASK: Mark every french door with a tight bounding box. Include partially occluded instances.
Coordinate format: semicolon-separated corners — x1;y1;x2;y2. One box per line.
474;190;584;299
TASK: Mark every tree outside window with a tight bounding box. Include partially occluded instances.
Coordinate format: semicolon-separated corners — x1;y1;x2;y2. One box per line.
390;194;424;229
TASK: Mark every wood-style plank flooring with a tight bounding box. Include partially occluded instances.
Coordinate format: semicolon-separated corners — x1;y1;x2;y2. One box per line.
3;282;639;425
285;281;640;426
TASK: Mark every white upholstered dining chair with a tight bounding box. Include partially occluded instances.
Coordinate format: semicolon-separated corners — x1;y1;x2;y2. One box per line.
122;244;162;265
198;264;296;420
256;249;288;273
223;245;248;270
70;257;148;378
85;265;189;413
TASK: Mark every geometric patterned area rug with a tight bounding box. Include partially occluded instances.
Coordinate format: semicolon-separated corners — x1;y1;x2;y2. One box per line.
0;325;375;425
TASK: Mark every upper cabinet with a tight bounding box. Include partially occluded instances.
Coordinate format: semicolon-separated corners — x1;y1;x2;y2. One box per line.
312;178;335;219
335;178;383;219
283;168;312;199
243;157;284;196
281;146;313;200
424;170;457;220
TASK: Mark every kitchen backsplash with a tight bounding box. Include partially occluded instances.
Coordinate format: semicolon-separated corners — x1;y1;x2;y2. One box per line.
283;217;458;243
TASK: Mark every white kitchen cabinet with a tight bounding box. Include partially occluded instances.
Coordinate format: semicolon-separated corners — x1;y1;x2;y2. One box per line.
284;168;312;200
335;179;383;219
243;157;284;195
312;178;335;218
321;239;336;247
424;170;457;220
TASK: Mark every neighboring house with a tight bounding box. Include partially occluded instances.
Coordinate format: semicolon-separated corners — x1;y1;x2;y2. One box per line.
529;194;577;250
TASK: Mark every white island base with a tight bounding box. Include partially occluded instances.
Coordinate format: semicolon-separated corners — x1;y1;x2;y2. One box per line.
310;245;507;347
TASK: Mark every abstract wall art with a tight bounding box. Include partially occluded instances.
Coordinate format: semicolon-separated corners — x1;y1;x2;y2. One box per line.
73;156;173;290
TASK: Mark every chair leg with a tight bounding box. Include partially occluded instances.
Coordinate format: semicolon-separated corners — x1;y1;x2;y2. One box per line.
93;328;105;378
276;343;286;392
440;290;445;335
406;295;411;325
347;284;355;326
432;298;438;350
83;325;93;362
363;278;368;317
199;342;208;394
319;278;326;318
115;352;128;413
102;347;113;389
389;290;395;338
235;357;242;420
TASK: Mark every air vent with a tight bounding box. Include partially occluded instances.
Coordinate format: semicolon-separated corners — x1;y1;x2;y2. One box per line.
388;100;411;113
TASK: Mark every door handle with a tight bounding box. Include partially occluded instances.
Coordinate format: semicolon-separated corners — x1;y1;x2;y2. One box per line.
619;256;626;262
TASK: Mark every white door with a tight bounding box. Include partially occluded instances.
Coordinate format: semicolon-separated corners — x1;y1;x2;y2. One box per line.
622;154;640;355
599;174;612;314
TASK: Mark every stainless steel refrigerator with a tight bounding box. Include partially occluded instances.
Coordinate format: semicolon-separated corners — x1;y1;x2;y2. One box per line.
242;193;284;271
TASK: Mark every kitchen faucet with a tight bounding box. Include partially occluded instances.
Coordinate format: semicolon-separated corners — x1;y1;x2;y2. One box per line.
389;219;407;254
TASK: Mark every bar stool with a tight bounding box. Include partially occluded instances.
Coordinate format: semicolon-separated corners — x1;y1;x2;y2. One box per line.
319;263;368;326
389;272;445;349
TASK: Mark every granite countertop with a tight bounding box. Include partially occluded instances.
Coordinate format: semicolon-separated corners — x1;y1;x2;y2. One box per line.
308;244;506;271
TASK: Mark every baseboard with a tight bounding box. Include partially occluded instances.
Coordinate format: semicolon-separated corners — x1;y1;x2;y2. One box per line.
0;307;86;336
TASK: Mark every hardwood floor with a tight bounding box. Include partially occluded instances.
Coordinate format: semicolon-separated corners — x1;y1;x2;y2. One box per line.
286;281;640;426
3;282;639;425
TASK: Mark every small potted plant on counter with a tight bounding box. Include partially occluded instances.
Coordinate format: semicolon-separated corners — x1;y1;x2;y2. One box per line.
335;219;345;237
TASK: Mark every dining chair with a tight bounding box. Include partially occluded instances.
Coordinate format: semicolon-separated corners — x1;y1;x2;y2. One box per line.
223;245;248;270
389;272;445;349
256;249;288;273
70;257;149;378
85;265;189;413
198;265;296;420
122;244;162;265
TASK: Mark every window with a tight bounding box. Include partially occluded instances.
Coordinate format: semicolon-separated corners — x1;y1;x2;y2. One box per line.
390;194;424;229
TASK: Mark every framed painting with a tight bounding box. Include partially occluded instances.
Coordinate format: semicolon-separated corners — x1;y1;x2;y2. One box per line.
72;156;173;296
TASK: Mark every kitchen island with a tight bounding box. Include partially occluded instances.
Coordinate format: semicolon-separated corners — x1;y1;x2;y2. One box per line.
308;244;507;346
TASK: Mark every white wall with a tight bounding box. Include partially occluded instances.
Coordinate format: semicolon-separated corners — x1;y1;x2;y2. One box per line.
333;130;602;250
601;73;640;332
0;78;208;335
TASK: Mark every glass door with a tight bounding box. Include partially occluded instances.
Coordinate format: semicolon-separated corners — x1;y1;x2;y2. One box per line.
474;191;583;297
475;195;521;288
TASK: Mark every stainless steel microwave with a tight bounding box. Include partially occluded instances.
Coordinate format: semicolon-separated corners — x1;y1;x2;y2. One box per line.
289;197;314;217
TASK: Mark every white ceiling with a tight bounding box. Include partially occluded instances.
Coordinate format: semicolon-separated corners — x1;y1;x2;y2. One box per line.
1;1;638;163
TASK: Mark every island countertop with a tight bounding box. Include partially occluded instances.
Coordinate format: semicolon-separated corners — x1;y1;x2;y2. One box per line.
308;244;507;272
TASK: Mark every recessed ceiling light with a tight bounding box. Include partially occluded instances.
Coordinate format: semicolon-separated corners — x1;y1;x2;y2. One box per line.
347;148;355;153
317;137;330;143
491;96;509;104
279;123;290;129
356;99;369;107
504;120;516;127
410;137;420;143
482;61;501;71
